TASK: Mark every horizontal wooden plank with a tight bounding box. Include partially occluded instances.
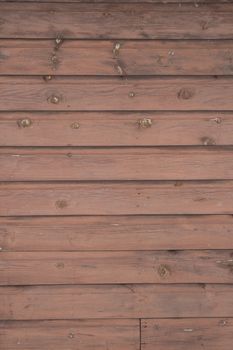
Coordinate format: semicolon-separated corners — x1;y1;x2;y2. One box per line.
0;319;139;350
1;77;233;111
1;215;233;251
1;40;233;76
0;3;232;39
1;250;233;285
1;112;232;147
1;181;233;216
3;0;232;2
1;147;233;181
1;284;233;319
141;318;233;350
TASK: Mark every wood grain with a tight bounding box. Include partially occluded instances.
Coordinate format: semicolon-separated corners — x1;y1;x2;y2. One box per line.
1;40;233;76
1;215;233;251
1;77;233;111
3;0;232;2
0;319;140;350
0;112;231;147
1;181;233;216
1;250;233;285
0;3;233;39
1;284;233;320
141;318;233;350
1;147;233;181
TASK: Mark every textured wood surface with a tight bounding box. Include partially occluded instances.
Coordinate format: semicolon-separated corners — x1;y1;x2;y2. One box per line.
1;1;233;349
1;181;233;216
0;3;233;39
1;147;233;181
1;250;233;285
1;215;233;251
141;318;233;350
1;40;233;76
1;77;233;111
0;320;140;350
1;284;233;320
0;112;232;147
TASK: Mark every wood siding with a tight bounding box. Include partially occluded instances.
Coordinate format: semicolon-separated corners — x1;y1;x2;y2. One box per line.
1;1;233;349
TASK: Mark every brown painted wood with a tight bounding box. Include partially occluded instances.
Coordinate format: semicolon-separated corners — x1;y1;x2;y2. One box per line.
0;3;232;39
3;0;232;2
1;215;233;252
1;181;233;216
1;40;233;76
0;319;140;350
1;77;233;111
0;112;231;147
141;318;233;350
1;250;233;285
1;147;233;181
1;284;233;320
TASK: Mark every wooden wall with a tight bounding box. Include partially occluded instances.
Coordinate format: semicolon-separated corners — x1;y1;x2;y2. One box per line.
0;1;233;349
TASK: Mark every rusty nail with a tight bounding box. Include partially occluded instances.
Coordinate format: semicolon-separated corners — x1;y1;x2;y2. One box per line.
49;95;60;104
138;118;152;128
70;122;80;129
17;118;32;128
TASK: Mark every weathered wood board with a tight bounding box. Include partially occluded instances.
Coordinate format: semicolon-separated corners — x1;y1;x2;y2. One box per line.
1;1;233;349
1;215;233;251
0;112;231;147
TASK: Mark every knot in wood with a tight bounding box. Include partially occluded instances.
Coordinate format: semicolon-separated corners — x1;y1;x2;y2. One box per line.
157;264;171;278
128;91;135;98
56;200;67;209
43;75;52;82
68;332;75;339
55;36;64;50
70;122;80;129
17;118;32;128
51;54;59;69
178;88;194;100
113;42;121;56
201;136;216;146
49;95;60;104
56;262;65;269
138;118;152;128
